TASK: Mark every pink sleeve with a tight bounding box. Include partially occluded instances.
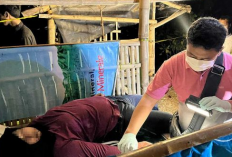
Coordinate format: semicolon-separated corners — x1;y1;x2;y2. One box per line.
146;60;173;100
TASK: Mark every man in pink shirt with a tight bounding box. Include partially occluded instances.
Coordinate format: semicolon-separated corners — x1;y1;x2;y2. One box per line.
118;17;232;153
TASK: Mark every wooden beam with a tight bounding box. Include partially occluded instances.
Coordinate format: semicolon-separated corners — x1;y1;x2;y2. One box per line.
0;0;191;5
117;121;232;157
39;14;157;24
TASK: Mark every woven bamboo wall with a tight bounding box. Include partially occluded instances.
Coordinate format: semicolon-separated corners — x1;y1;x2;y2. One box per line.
115;41;141;96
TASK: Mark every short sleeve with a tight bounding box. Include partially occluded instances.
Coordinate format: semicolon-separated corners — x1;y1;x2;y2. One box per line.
146;59;173;100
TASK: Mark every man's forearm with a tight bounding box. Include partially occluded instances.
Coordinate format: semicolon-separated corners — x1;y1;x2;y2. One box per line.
124;94;159;135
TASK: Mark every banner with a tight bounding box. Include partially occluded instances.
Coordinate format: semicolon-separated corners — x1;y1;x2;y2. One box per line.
0;42;119;122
57;42;119;102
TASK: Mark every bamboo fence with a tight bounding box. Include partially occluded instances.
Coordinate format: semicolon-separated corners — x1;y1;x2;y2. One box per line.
116;41;142;95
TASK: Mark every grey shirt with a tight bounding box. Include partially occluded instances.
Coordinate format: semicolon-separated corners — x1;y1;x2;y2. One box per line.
0;22;37;47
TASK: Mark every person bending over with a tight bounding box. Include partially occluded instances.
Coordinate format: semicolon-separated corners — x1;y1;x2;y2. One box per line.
0;95;172;157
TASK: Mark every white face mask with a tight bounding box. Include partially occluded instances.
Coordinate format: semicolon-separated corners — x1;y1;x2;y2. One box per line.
185;54;215;72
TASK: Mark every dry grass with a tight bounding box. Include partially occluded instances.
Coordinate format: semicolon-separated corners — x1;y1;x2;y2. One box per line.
157;88;179;114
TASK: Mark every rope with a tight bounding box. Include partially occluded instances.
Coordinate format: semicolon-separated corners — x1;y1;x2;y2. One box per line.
0;15;38;23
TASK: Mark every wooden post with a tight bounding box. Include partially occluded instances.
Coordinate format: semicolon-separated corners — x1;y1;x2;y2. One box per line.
139;0;150;94
149;2;156;79
48;10;56;44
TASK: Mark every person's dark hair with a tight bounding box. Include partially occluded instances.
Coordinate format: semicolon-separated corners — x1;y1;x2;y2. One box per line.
0;126;55;157
218;15;232;34
187;17;227;52
0;5;21;18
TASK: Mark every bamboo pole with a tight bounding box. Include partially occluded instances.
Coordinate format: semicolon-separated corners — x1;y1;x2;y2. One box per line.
154;9;190;28
139;0;150;94
48;10;56;44
117;121;232;157
104;34;108;41
120;41;140;46
135;45;141;95
22;5;56;17
116;67;121;95
0;0;189;5
161;2;191;12
120;46;126;95
39;14;157;24
149;2;156;79
131;46;136;94
125;46;132;94
99;6;105;40
116;22;119;40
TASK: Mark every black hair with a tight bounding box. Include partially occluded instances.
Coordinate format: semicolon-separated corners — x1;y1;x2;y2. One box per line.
0;126;55;157
0;5;21;18
218;15;232;34
187;17;227;52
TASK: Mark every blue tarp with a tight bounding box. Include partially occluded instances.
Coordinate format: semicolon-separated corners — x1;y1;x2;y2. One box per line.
0;42;119;122
168;134;232;157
